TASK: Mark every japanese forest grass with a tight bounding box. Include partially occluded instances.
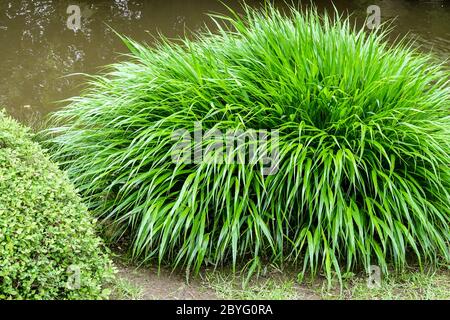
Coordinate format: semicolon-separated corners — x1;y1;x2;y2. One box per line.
45;5;449;285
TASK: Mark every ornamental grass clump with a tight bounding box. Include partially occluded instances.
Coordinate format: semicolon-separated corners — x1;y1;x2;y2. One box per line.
46;5;449;283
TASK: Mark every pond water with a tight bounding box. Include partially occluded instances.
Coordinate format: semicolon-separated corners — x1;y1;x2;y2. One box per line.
0;0;448;123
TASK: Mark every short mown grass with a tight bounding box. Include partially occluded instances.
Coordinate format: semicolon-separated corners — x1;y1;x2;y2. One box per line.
330;268;450;300
46;4;449;285
205;275;299;300
110;278;144;300
204;267;449;300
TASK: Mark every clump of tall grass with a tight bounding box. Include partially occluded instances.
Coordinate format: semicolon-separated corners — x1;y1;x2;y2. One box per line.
46;5;449;284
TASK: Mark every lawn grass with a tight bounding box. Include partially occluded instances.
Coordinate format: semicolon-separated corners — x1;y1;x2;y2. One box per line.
110;278;145;300
203;266;449;300
334;268;449;300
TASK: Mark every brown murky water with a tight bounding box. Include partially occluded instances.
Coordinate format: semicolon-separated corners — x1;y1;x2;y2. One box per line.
0;0;448;123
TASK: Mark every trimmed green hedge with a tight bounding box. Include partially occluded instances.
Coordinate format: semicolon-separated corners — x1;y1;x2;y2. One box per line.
0;111;114;299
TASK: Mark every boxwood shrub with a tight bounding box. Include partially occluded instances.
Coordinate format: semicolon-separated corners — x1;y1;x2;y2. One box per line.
0;111;114;299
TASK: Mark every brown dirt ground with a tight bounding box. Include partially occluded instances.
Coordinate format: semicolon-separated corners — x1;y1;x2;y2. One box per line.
112;260;218;300
112;258;322;300
111;258;449;300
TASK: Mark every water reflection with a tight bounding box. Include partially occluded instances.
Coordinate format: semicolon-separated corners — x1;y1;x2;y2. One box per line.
0;0;448;123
